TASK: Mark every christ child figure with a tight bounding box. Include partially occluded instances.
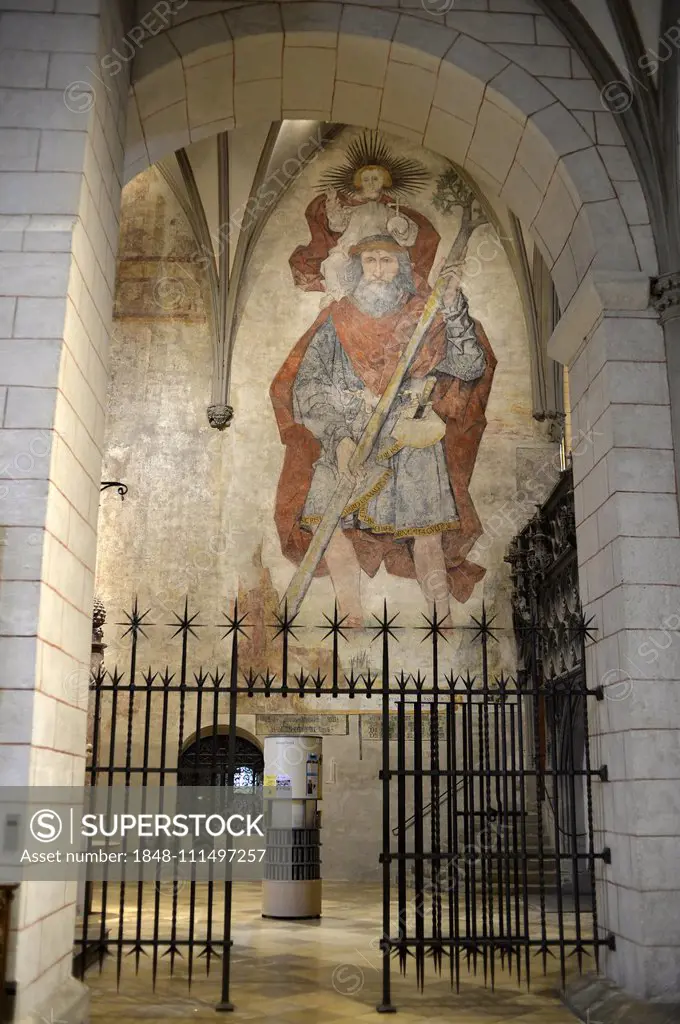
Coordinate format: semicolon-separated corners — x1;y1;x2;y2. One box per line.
321;165;418;300
289;130;441;296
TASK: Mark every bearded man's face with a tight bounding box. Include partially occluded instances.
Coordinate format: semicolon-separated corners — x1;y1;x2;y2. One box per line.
352;248;410;318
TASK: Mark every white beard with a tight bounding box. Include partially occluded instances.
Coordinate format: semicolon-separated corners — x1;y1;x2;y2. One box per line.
351;278;407;318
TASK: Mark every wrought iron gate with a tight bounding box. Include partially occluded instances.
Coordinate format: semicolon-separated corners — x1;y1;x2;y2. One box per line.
78;586;612;1012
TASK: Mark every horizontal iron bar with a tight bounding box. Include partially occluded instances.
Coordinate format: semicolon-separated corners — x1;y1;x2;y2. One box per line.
380;768;605;779
73;938;226;948
89;685;598;697
381;938;611;949
381;851;608;862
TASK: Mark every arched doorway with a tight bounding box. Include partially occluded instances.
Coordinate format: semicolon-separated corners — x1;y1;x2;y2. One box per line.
177;731;264;788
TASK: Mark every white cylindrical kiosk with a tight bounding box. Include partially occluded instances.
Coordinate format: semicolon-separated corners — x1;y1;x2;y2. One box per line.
262;735;322;919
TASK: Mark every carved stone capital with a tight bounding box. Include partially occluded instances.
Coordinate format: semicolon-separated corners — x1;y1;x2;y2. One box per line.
651;271;680;320
207;403;234;430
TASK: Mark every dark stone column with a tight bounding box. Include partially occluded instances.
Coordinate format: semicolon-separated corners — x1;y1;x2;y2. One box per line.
652;272;680;502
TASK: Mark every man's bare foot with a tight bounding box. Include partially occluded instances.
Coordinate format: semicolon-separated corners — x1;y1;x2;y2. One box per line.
341;613;364;629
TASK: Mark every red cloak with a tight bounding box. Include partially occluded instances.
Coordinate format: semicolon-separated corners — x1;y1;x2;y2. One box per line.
270;290;497;604
290;193;441;292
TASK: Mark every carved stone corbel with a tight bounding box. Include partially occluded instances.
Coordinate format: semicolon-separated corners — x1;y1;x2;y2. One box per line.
651;271;680;321
207;404;234;430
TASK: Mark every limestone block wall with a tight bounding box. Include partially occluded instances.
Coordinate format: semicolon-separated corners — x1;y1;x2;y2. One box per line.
567;304;680;1000
0;2;129;1018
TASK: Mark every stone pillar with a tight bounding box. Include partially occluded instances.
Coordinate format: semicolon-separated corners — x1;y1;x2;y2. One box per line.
652;271;680;499
549;271;680;1002
0;3;129;1020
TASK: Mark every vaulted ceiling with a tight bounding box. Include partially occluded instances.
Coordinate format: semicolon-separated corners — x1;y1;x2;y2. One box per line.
127;0;680;430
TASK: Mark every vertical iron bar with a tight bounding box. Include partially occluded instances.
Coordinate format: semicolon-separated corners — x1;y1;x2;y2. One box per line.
81;667;104;978
378;602;396;1013
152;670;171;991
566;684;584;973
478;689;489;985
492;694;506;978
188;675;205;990
332;603;339;700
217;601;239;1012
133;672;153;975
463;681;475;975
397;692;407;976
281;600;289;699
580;636;601;973
530;632;548;976
413;686;425;991
89;669;103;787
116;628;138;990
549;684;567;988
498;689;513;979
99;664;120;972
430;618;442;973
168;611;189;980
515;686;532;988
447;696;461;992
204;672;222;976
508;698;522;984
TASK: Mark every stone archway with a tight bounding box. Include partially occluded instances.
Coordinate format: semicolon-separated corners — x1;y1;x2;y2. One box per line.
125;6;656;316
118;20;675;1000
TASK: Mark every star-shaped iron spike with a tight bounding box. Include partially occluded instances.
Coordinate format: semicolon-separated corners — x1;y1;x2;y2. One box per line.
364;668;377;695
142;667;157;688
91;663;106;689
469;603;499;645
167;598;204;640
110;666;125;687
396;670;409;693
313;668;327;686
118;597;153;640
294;669;309;695
210;668;225;689
161;667;174;688
220;599;250;640
417;604;451;644
571;610;598;646
271;600;299;642
369;601;401;644
243;668;258;695
262;668;277;693
320;603;352;642
445;671;460;692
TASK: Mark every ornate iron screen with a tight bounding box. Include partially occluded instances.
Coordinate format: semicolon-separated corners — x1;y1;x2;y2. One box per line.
77;590;612;1013
0;886;17;1024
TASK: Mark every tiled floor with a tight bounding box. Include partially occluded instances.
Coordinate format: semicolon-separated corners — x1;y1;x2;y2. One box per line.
86;883;582;1023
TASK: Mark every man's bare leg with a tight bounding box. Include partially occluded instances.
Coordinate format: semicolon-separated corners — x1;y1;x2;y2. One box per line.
323;527;364;625
413;534;452;622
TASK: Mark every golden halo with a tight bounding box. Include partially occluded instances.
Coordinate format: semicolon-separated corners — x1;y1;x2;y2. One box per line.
320;131;430;198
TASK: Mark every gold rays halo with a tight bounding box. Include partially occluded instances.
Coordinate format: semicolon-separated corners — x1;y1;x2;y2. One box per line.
318;130;431;198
